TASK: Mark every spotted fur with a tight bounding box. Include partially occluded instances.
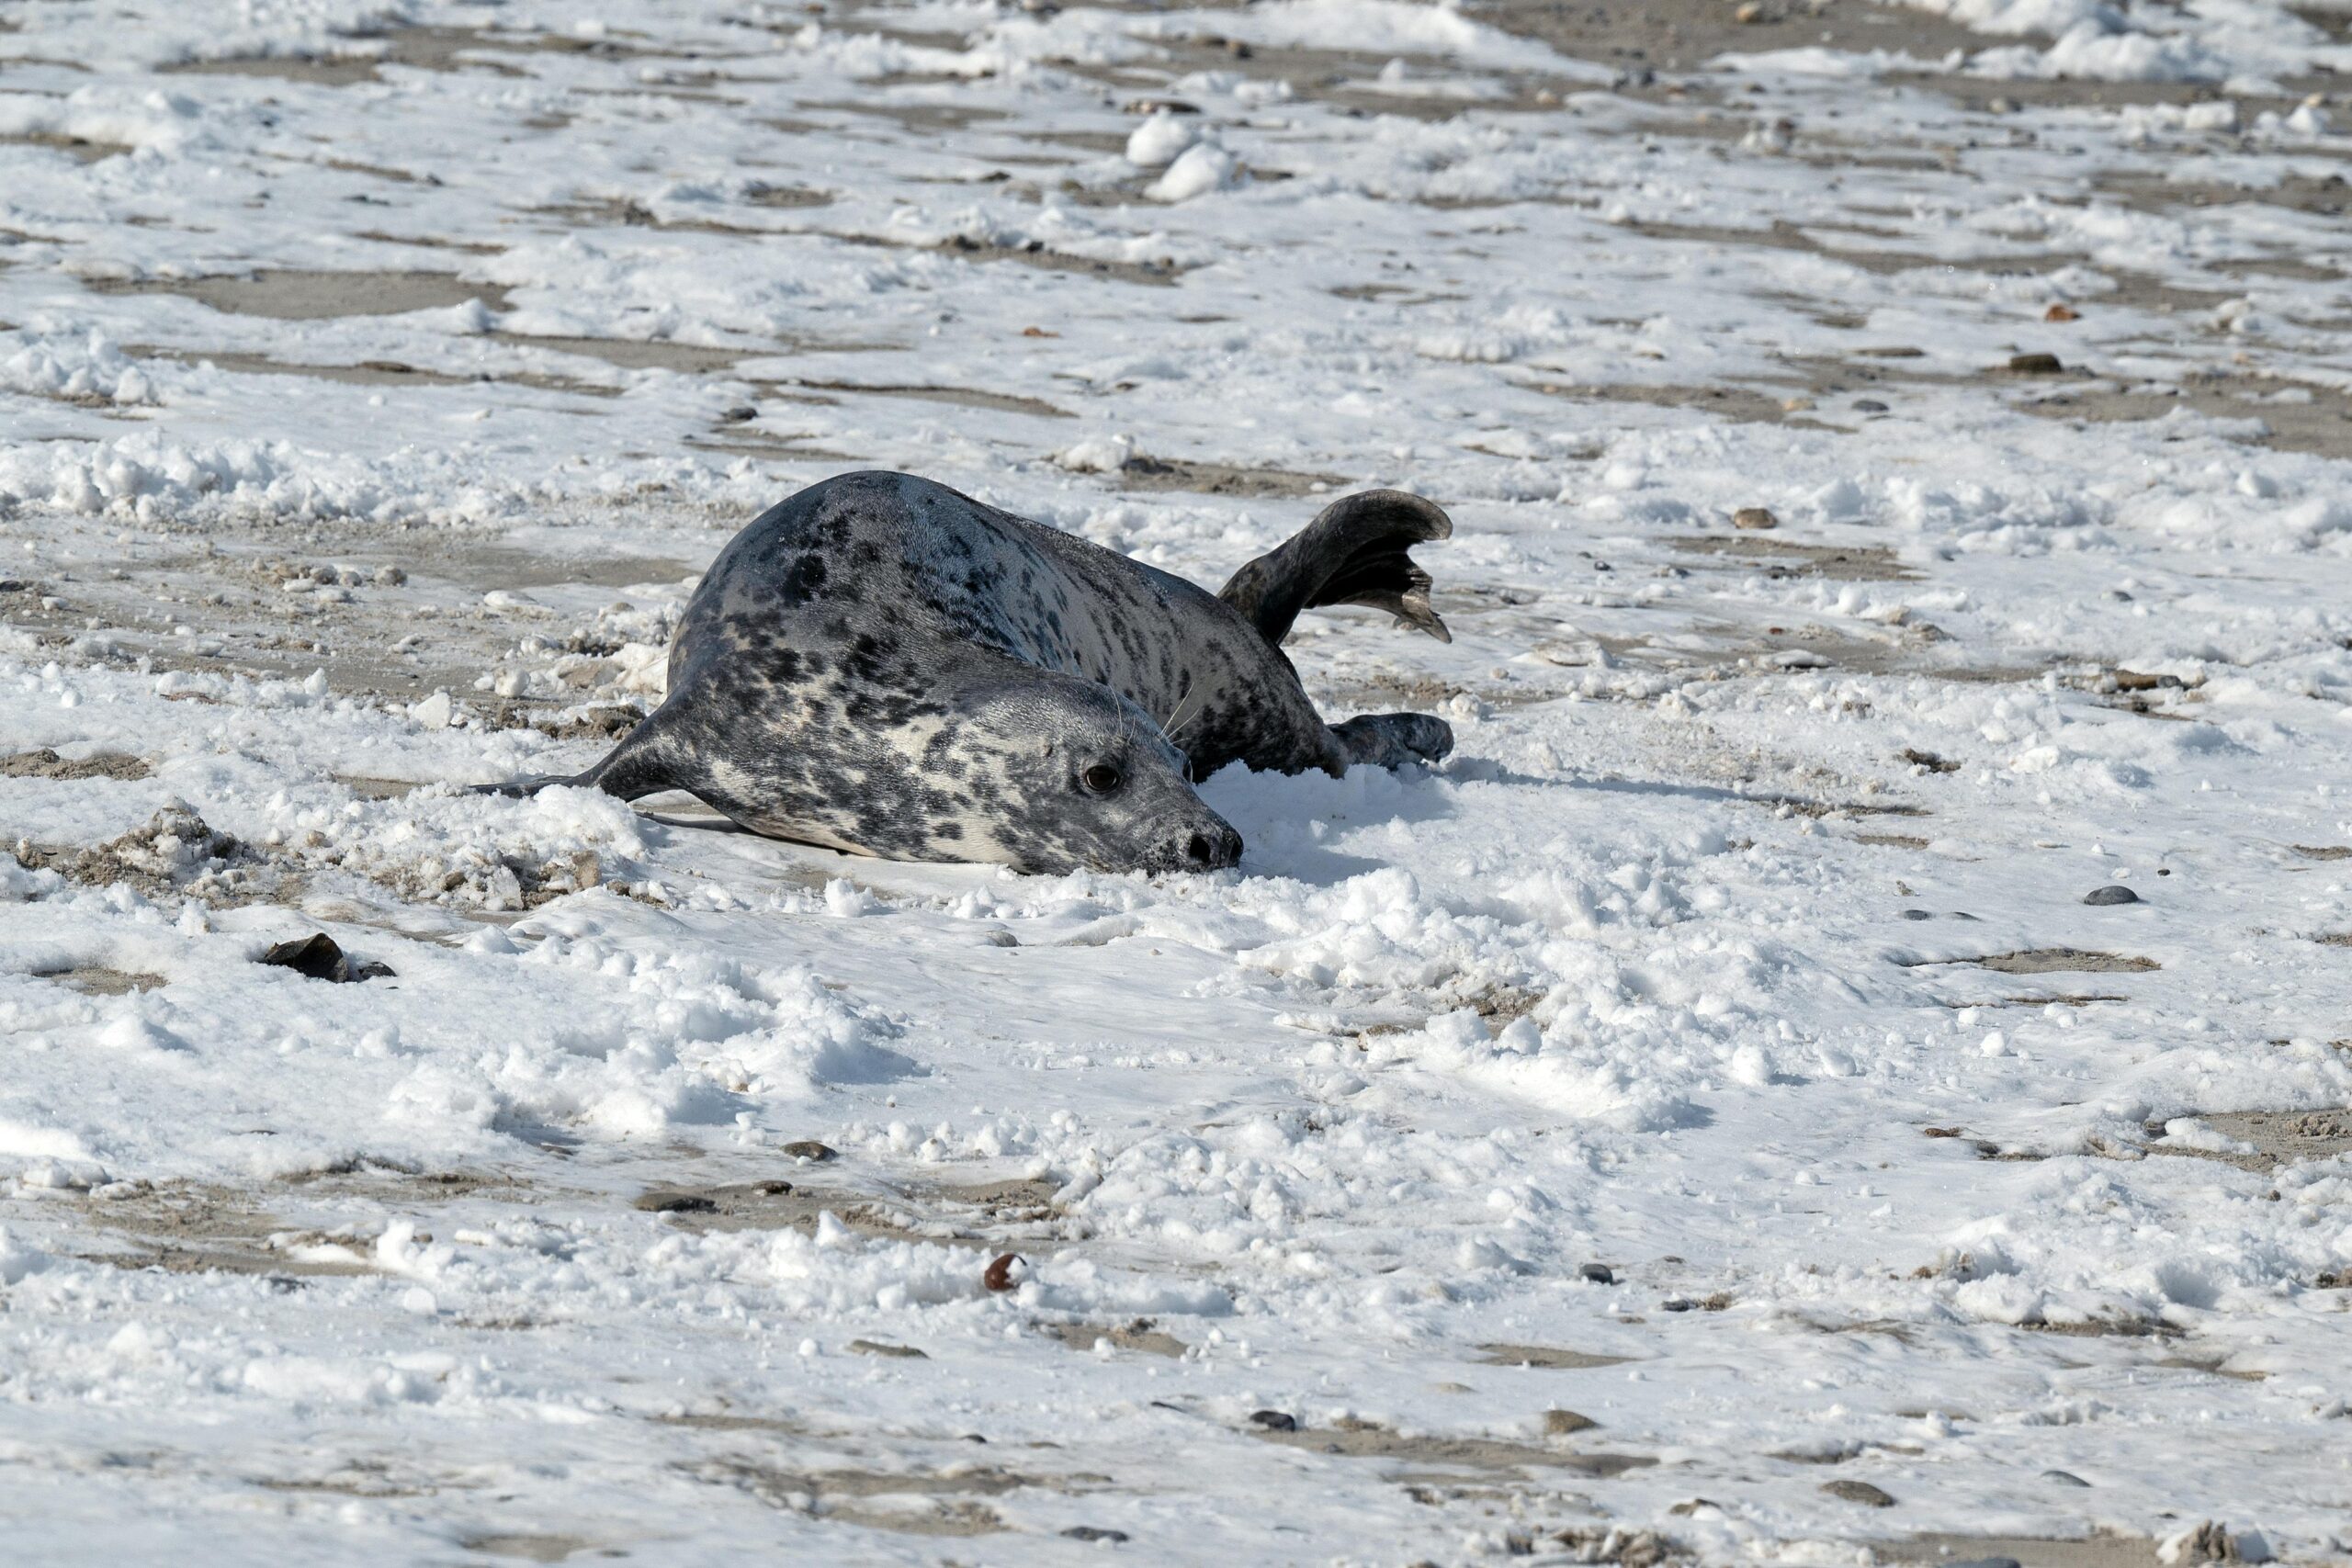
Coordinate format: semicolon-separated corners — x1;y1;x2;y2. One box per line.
497;470;1453;874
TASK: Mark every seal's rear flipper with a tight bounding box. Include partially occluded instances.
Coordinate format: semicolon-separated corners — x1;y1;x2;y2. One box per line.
1218;490;1453;647
1331;711;1453;770
470;711;684;803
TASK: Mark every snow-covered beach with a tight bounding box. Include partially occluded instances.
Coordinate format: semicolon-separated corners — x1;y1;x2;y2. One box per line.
4;0;2351;1561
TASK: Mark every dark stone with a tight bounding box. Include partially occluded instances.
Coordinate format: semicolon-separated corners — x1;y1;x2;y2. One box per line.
1660;1296;1696;1313
2083;885;2141;906
1544;1409;1598;1435
2007;352;2064;374
1249;1409;1298;1432
1820;1479;1895;1507
1853;398;1889;412
259;933;393;984
1902;908;1934;920
635;1191;718;1213
781;1140;837;1161
846;1339;927;1359
1579;1263;1614;1284
1062;1527;1130;1543
2042;1469;2091;1486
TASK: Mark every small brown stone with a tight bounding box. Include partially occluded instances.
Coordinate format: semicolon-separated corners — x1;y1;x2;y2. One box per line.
1821;1479;1895;1507
635;1191;717;1214
2007;352;2064;375
781;1140;837;1161
2044;303;2080;322
984;1252;1023;1292
1544;1409;1599;1435
846;1339;928;1359
1733;507;1778;531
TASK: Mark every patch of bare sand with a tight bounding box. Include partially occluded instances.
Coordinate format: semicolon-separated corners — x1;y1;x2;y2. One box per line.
155;23;748;87
2;748;150;780
1252;1418;1656;1478
1668;535;1917;582
1532;377;1837;430
2012;375;2352;458
1475;1344;1636;1370
782;378;1074;420
1043;1319;1188;1358
1905;949;2161;975
486;332;776;375
1114;454;1348;498
33;967;167;996
130;346;618;400
1880;1530;2165;1568
1475;0;1989;78
0;131;132;163
459;1533;601;1563
87;269;511;321
681;1456;1071;1536
2147;1108;2352;1172
634;1174;1067;1249
821;229;1187;287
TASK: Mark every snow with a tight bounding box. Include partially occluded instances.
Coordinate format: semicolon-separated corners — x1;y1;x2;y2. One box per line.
3;0;2352;1562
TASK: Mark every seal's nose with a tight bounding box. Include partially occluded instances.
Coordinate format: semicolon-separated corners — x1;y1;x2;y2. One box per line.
1181;824;1244;871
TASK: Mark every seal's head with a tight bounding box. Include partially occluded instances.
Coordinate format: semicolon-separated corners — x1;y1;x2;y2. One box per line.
938;671;1242;875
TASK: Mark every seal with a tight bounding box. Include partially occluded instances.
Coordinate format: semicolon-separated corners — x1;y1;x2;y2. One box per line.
493;469;1455;874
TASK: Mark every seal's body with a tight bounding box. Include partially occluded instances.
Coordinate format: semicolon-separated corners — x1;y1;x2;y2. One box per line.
505;470;1453;874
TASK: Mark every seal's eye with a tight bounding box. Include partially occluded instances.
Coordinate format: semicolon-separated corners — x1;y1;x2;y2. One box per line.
1080;762;1124;795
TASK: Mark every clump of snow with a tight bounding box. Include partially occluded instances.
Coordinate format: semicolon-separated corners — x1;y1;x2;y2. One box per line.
1125;110;1199;169
1146;142;1237;203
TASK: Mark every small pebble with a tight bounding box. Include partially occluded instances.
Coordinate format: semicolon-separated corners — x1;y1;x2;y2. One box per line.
782;1140;838;1161
2083;885;2140;906
1733;507;1778;530
2007;352;2064;374
1249;1409;1298;1432
1063;1527;1130;1543
1544;1409;1599;1435
636;1191;717;1213
2045;303;2080;322
1820;1479;1895;1507
1579;1263;1614;1284
1901;909;1934;921
1853;398;1889;413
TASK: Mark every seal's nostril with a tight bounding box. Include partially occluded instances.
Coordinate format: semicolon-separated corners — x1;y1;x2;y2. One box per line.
1186;832;1213;864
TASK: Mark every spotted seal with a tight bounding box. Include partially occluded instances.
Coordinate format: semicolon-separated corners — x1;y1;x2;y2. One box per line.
494;469;1454;874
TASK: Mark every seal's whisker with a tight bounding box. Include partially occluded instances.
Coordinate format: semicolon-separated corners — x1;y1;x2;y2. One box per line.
1159;680;1207;747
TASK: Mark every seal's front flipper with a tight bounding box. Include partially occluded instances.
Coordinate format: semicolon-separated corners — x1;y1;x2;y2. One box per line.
470;709;684;802
1218;490;1453;647
1331;711;1453;770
